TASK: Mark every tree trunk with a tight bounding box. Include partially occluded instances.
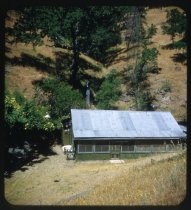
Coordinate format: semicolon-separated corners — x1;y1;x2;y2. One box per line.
70;27;80;89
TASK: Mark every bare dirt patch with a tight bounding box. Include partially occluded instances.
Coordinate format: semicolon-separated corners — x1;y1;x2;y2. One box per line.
4;145;184;205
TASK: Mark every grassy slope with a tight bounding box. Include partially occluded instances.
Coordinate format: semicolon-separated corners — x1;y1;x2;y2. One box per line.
146;8;187;121
64;152;186;205
5;7;187;121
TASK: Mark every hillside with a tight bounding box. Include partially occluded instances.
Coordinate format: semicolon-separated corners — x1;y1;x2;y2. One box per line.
5;7;187;122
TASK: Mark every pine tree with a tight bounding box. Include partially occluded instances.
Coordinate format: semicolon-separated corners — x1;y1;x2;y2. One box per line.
162;8;187;63
162;8;186;43
124;7;158;111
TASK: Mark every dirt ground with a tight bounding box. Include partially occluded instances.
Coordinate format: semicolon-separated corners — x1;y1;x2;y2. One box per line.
4;145;183;206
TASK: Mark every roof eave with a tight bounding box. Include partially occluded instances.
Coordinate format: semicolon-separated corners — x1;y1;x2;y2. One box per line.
73;137;184;141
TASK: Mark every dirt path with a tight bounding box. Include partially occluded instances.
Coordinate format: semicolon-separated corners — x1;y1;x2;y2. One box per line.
4;145;183;205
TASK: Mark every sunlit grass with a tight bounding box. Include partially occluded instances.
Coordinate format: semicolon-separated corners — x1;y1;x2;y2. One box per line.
65;152;186;205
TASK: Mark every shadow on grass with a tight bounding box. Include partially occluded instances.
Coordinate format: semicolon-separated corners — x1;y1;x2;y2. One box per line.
5;46;11;53
118;64;161;82
5;52;55;74
161;43;187;64
4;129;60;178
104;47;128;66
161;42;175;50
4;156;52;178
4;150;56;178
29;157;49;165
5;45;105;94
19;167;29;172
54;51;72;76
104;44;140;67
79;57;103;72
171;53;187;64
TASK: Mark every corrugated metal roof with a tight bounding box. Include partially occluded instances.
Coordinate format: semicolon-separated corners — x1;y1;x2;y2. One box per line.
71;109;186;140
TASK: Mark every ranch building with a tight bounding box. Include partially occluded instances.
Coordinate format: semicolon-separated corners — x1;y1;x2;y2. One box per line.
70;109;186;160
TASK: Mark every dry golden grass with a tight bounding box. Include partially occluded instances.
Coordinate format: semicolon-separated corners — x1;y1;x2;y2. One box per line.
5;65;49;98
65;152;186;205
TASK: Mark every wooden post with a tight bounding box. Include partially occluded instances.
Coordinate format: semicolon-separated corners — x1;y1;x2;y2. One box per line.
170;140;175;149
134;145;137;153
86;81;90;108
61;126;64;146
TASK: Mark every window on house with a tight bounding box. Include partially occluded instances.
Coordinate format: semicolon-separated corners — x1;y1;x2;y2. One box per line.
95;144;109;152
78;144;93;153
136;144;151;152
122;144;134;152
152;144;166;152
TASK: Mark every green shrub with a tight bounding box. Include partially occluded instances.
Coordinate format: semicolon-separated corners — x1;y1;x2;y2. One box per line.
134;90;154;111
5;90;55;131
96;69;121;109
35;77;85;124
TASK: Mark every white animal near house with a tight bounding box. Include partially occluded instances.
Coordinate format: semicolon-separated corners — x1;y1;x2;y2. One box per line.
62;145;73;154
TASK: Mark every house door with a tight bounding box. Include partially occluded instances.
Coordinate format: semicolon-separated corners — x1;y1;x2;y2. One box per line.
110;145;121;159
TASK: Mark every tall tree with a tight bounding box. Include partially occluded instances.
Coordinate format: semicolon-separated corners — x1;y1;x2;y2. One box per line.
162;8;186;43
124;7;158;111
124;7;145;49
162;8;187;64
11;6;128;87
